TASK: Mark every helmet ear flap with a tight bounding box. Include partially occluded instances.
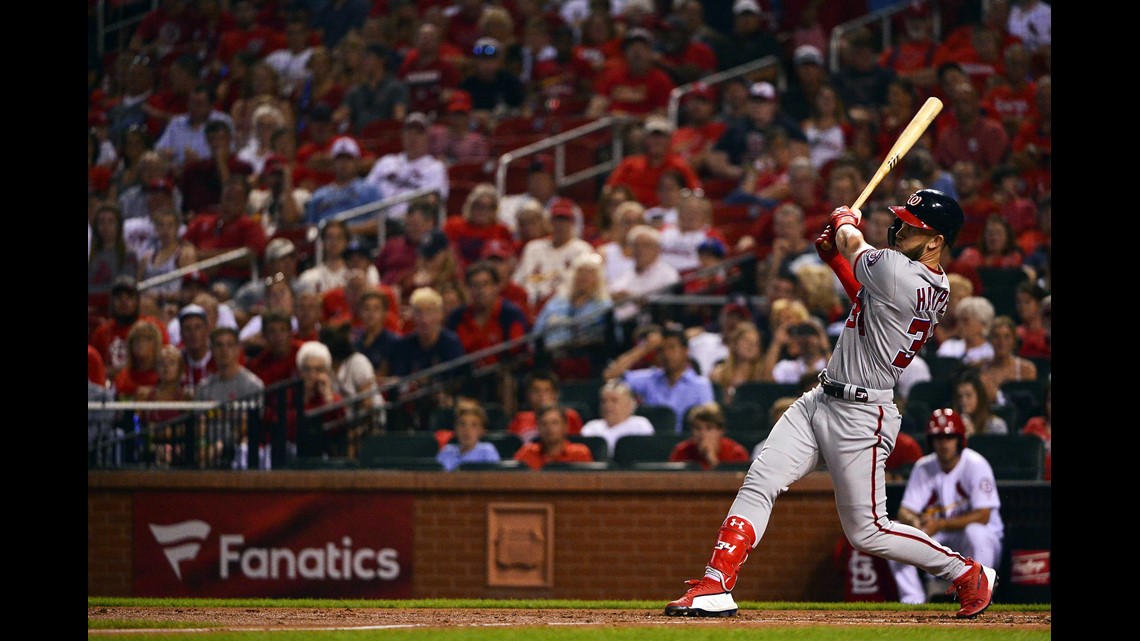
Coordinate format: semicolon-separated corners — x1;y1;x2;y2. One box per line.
887;217;903;246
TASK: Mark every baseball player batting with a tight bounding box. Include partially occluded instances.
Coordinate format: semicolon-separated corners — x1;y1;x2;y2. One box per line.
665;189;999;619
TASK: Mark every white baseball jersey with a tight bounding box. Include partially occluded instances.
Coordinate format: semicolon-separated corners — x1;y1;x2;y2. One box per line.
900;449;1004;540
827;248;950;391
364;152;449;221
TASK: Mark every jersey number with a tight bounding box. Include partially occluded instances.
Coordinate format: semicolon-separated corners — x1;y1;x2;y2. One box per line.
845;295;934;369
892;318;934;368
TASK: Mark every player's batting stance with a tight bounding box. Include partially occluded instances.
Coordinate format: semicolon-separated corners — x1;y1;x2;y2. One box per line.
665;189;998;619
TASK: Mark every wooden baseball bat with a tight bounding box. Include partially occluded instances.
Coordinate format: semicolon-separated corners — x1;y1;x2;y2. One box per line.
820;96;942;251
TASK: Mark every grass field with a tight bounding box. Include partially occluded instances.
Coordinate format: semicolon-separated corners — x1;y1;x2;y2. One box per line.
88;598;1053;640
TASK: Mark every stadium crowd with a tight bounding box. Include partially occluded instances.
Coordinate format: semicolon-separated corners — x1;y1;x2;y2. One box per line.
88;0;1051;472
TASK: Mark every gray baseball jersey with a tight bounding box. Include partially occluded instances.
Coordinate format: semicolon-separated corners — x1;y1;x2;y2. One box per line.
724;246;972;595
828;248;950;391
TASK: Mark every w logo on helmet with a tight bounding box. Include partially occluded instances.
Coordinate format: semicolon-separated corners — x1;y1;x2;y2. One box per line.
149;520;211;580
907;194;923;206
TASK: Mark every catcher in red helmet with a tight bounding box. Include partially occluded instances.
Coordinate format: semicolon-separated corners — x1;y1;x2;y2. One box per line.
886;408;1005;605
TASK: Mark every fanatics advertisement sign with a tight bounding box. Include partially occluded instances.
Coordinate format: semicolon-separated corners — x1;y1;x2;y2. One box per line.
133;492;414;598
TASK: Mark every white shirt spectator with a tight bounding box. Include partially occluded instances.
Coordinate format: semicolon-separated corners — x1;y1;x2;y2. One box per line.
936;339;994;366
1007;1;1051;53
658;226;712;272
296;263;381;296
264;47;314;99
610;258;680;322
687;330;729;378
364;152;448;222
511;236;595;306
598;241;633;284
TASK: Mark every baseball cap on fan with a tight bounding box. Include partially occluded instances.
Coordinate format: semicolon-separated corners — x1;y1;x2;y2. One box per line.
178;303;208;324
622;27;654;49
330;136;361;159
404;112;429;130
448;90;473;114
794;44;824;67
481;239;514;260
111;275;139;296
748;81;778;102
733;0;761;16
644;115;675;135
549;197;577;220
265;238;296;262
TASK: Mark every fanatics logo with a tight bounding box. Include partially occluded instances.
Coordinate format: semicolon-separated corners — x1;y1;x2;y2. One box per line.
149;520;211;580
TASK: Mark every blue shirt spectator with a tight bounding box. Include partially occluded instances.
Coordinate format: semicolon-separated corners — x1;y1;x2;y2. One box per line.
606;326;715;434
436;441;501;471
154;84;235;173
305;136;383;225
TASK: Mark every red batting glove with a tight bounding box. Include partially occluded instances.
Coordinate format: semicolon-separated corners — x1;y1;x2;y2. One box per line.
815;225;838;260
816;224;861;301
829;206;859;231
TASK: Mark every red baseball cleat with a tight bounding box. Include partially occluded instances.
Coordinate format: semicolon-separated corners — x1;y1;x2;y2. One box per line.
664;572;739;617
947;559;998;619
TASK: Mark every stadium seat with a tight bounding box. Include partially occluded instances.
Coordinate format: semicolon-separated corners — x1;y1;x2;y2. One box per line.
967;434;1045;481
733;382;801;426
568;434;609;462
723;401;767;434
976;267;1028;319
927;356;965;385
612;434;685;466
563;399;596;423
1000;380;1046;424
636;404;679;436
483;431;524;459
363;456;444;471
905;380;953;413
358;433;440;467
560;378;605;418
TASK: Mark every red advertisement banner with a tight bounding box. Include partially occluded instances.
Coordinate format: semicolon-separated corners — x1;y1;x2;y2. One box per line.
133;492;414;598
1009;550;1050;586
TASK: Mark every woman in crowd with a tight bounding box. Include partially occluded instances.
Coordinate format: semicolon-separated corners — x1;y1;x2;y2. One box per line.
709;321;770;406
952;214;1025;271
978;315;1038;404
137;208;197;303
952;369;1008;436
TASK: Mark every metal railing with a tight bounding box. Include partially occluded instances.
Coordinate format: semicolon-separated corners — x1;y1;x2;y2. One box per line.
89;249;760;470
137;247;257;293
667;55;786;127
493;116;633;199
322;186;444;254
93;0;157;59
827;0;943;72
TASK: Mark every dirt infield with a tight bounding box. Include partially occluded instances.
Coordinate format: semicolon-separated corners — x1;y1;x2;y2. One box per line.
87;607;1052;630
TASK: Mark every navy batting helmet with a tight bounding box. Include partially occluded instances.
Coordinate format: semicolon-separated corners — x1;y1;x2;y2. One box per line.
887;189;964;247
926;407;967;451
